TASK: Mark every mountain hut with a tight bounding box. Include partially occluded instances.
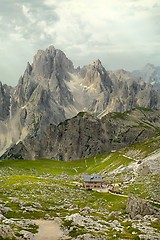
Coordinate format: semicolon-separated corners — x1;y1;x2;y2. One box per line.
83;174;103;190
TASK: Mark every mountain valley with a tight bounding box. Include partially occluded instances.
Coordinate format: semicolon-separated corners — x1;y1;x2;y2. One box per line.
0;135;160;239
0;46;160;239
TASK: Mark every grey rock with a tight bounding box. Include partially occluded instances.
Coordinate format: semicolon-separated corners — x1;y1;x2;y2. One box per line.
0;205;12;214
21;206;42;212
132;220;160;240
32;202;42;209
19;230;34;240
17;219;36;228
108;220;124;232
139;234;160;240
76;233;95;240
0;224;17;239
44;214;51;219
126;194;160;219
132;63;160;90
138;154;160;175
10;197;22;204
0;82;12;121
2;108;160;160
0;214;6;221
81;206;91;215
65;213;108;232
1;46;160;159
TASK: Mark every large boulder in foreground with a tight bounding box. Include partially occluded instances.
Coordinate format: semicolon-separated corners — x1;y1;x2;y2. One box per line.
126;194;160;219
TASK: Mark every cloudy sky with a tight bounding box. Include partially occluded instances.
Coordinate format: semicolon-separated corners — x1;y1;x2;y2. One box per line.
0;0;160;86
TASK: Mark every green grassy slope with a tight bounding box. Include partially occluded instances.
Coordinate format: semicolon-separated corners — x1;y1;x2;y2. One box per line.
0;152;132;176
0;134;160;239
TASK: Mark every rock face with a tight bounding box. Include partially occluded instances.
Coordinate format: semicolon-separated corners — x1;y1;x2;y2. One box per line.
0;46;73;156
138;151;160;175
0;224;17;240
106;69;158;113
0;82;12;121
126;194;160;219
0;46;160;158
132;63;160;89
2;108;160;160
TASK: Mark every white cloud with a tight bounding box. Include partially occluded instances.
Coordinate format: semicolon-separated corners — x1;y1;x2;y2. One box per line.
21;5;35;23
0;0;159;85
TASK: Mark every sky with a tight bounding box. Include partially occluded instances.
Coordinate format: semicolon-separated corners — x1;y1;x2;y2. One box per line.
0;0;160;86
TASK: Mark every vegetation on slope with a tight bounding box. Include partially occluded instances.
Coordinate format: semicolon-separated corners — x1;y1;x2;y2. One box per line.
0;133;160;239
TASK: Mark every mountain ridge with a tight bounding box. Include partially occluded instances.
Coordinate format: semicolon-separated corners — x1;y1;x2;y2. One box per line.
132;63;160;89
0;46;160;159
2;108;160;160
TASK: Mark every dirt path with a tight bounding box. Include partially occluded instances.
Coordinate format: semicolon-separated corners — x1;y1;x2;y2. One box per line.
34;220;64;240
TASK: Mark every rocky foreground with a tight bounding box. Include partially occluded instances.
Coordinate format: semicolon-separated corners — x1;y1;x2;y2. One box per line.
0;144;160;239
0;185;160;240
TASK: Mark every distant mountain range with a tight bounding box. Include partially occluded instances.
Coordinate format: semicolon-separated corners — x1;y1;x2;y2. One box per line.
132;63;160;89
0;46;160;160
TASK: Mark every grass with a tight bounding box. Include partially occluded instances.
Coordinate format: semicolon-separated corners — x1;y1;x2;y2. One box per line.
121;134;160;159
108;111;129;120
0;153;129;239
0;135;160;239
0;152;130;176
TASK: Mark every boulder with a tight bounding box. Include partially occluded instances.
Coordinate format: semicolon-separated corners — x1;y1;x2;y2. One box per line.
126;194;160;219
0;224;17;239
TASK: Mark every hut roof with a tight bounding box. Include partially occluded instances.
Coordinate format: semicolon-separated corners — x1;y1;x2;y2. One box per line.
83;174;102;183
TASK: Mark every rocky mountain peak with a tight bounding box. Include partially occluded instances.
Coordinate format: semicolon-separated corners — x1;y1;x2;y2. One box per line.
89;59;105;73
131;63;160;89
0;82;12;120
13;46;75;109
145;63;155;69
48;45;56;53
85;59;109;85
1;46;160;159
32;46;74;79
26;62;32;75
91;59;102;67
